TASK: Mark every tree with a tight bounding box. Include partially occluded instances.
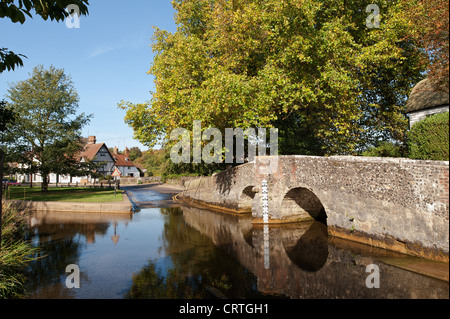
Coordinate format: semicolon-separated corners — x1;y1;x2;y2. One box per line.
5;65;92;192
0;48;26;73
1;0;90;253
119;0;425;156
401;0;449;93
0;0;90;73
0;100;16;251
128;147;142;161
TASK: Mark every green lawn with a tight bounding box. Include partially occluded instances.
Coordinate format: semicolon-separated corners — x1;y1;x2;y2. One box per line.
5;186;123;202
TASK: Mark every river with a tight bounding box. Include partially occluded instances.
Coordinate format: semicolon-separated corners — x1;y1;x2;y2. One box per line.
22;184;449;299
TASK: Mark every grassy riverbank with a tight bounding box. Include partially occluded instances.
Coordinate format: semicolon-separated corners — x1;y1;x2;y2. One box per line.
0;201;38;298
5;186;123;202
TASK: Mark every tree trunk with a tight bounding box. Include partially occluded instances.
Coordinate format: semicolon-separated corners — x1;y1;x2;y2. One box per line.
41;174;49;192
0;149;5;252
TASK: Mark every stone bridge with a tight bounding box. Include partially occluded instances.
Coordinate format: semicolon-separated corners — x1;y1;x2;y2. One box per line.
181;155;449;261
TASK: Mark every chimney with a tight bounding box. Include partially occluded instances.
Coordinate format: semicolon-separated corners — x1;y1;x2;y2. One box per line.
88;136;96;144
113;146;118;155
124;147;130;157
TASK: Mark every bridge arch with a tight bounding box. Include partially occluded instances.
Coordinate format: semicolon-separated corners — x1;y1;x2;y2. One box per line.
280;187;327;224
238;185;256;211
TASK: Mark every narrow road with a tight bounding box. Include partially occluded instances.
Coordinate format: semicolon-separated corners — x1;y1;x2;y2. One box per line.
122;183;184;209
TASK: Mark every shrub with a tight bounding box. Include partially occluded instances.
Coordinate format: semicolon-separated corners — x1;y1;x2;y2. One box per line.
362;141;407;158
0;202;38;299
408;112;449;161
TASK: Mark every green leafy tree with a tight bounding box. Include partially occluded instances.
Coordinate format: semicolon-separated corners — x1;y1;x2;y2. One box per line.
128;146;143;161
0;100;16;251
0;0;89;72
119;0;425;156
5;65;92;192
362;141;407;158
1;0;90;258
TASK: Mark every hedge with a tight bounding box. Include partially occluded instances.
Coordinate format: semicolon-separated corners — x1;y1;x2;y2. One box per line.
408;112;449;161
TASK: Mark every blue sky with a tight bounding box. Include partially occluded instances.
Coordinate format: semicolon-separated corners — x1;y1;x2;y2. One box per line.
0;0;177;151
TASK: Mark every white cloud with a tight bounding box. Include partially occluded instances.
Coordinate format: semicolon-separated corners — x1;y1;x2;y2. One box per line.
88;30;149;58
89;45;116;58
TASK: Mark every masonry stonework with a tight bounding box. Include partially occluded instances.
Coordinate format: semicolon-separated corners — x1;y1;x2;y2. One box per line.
181;156;449;261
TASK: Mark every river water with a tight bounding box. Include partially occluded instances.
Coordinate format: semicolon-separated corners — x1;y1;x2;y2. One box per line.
23;185;448;299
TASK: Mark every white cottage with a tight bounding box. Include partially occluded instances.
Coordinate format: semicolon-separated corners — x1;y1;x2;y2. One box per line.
75;136;116;182
16;136;116;184
406;78;449;129
111;147;141;178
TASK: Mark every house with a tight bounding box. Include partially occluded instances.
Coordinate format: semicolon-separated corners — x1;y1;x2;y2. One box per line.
406;78;449;129
15;136;116;184
111;147;141;178
13;136;143;184
78;136;116;178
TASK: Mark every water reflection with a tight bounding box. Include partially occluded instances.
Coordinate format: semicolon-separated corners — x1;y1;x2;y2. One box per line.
175;205;449;299
125;207;274;299
26;212;125;298
282;222;328;272
23;204;449;299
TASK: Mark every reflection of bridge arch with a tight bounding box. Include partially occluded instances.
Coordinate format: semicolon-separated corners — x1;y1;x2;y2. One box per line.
180;205;448;298
182;205;330;277
280;187;327;224
282;221;328;272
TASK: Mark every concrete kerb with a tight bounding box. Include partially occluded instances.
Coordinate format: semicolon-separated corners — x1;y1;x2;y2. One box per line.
10;190;133;214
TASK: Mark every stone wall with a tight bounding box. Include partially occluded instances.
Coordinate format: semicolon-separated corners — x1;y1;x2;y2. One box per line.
119;176;161;184
182;155;449;260
182;163;256;212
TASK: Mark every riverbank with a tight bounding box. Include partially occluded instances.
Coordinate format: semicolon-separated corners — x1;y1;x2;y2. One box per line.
122;182;185;193
6;186;123;202
9;190;133;214
8;183;185;214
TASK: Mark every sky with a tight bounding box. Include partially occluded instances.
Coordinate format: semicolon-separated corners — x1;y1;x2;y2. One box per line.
0;0;177;152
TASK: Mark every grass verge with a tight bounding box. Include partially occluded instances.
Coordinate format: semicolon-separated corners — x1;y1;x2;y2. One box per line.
5;186;123;202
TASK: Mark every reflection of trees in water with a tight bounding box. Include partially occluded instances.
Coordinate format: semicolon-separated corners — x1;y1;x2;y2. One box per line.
126;207;276;299
125;260;206;298
24;221;109;296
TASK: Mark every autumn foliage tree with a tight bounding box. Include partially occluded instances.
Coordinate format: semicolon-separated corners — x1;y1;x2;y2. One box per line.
119;0;426;156
402;0;449;92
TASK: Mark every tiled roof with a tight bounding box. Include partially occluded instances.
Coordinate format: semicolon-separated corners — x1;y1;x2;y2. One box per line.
77;141;135;168
79;143;106;161
113;153;135;167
